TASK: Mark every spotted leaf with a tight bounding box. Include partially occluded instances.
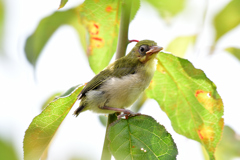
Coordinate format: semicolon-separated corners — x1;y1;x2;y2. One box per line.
77;0;122;73
146;52;224;159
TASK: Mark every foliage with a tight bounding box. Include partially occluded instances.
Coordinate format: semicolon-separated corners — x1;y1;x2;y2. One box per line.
0;0;4;51
25;0;139;73
58;0;68;9
0;138;18;160
24;85;84;160
215;126;240;160
143;0;186;21
213;0;240;42
41;92;62;110
225;47;240;61
24;8;83;67
22;0;240;159
108;115;178;160
165;35;196;58
146;52;223;159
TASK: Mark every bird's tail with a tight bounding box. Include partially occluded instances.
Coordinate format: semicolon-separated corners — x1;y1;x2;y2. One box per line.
73;105;85;117
74;95;86;117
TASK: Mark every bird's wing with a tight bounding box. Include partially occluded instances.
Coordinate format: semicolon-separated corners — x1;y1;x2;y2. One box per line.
78;58;139;99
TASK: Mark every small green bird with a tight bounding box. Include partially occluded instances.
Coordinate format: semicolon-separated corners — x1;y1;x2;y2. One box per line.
74;40;163;118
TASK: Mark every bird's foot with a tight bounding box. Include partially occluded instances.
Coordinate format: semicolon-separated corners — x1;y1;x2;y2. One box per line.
117;110;141;119
100;106;141;119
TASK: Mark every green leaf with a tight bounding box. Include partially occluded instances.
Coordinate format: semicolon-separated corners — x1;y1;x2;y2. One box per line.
108;115;178;160
41;92;62;110
78;0;121;73
146;52;224;159
0;138;18;160
130;0;140;21
166;35;196;58
99;115;108;127
213;0;240;42
23;85;84;160
0;0;4;51
225;47;240;61
143;0;186;20
25;0;140;73
24;7;86;67
58;0;68;9
215;126;240;160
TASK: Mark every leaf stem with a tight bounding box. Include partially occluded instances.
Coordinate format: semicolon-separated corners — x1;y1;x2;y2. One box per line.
101;114;117;160
101;0;132;159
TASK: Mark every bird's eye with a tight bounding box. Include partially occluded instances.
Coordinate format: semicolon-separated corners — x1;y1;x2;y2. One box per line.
138;45;149;55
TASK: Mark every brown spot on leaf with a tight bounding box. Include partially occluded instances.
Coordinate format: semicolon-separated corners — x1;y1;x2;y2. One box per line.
89;22;100;35
106;6;112;12
198;125;215;142
195;90;205;97
91;37;104;48
92;37;102;41
198;130;204;140
195;90;221;114
90;31;99;35
219;118;224;130
83;20;105;55
132;146;135;148
93;23;99;29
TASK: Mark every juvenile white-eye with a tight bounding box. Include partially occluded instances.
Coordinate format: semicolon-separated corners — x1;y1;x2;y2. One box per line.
74;40;163;118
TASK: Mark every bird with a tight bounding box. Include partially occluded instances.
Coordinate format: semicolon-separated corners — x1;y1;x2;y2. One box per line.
73;40;163;118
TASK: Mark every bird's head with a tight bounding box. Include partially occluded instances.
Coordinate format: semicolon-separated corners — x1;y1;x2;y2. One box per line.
128;40;163;63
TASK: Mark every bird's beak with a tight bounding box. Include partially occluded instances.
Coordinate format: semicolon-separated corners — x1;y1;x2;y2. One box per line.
146;46;163;55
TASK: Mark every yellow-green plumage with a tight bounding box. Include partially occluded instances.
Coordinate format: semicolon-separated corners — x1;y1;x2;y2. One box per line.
74;40;162;116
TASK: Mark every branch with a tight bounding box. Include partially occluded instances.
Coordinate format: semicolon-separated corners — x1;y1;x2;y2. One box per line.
115;0;132;59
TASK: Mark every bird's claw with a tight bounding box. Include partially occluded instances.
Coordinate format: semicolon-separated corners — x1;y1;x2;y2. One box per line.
117;110;141;119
